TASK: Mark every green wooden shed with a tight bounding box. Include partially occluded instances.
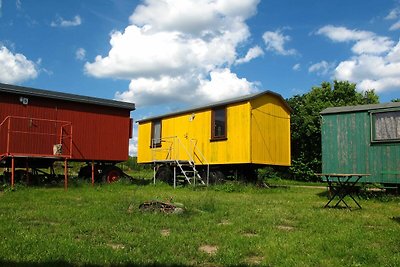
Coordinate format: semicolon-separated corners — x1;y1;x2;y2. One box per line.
320;102;400;185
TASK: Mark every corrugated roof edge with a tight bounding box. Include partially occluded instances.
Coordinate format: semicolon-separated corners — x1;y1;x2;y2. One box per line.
0;83;135;110
137;90;291;123
321;102;400;115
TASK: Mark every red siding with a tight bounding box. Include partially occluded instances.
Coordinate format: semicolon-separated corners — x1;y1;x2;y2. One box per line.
0;92;131;162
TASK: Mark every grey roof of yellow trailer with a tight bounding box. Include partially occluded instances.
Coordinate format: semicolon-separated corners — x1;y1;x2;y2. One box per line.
137;90;291;123
0;83;135;110
321;102;400;115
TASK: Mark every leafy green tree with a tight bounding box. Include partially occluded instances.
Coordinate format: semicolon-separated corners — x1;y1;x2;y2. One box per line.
391;98;400;102
287;80;379;181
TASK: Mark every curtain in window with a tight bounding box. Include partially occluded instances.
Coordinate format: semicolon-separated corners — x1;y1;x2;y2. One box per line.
374;111;400;140
152;121;161;146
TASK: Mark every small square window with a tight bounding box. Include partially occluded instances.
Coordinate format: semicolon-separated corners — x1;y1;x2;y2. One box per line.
371;110;400;142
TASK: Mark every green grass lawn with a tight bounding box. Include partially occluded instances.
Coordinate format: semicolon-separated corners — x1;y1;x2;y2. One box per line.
0;181;399;266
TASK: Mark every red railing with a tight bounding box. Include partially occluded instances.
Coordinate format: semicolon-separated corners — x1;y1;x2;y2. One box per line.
0;116;73;159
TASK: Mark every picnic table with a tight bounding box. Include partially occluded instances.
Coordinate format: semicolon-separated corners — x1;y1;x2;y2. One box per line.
316;173;370;209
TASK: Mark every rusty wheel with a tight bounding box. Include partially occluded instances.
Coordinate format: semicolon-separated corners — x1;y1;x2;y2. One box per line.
155;165;173;185
102;166;122;183
208;170;225;185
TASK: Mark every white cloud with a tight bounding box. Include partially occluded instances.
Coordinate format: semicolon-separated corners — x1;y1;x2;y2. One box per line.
196;68;256;102
129;0;258;36
51;15;82;27
262;30;297;56
351;36;394;54
116;68;256;107
385;7;400;20
334;52;400;92
316;25;373;42
389;20;400;31
86;0;261;106
16;0;21;10
316;25;394;55
317;25;400;93
292;63;300;71
308;61;334;76
129;136;138;156
385;7;400;31
235;46;264;64
75;48;86;60
0;46;38;83
116;75;196;107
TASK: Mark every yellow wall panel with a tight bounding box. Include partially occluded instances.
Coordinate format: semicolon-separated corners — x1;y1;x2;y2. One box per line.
250;94;291;166
137;122;152;163
137;102;251;165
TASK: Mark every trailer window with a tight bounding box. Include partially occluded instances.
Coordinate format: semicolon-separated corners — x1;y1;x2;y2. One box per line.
211;107;227;141
151;120;162;147
371;110;400;142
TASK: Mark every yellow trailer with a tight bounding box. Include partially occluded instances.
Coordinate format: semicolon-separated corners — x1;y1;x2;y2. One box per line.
137;91;291;185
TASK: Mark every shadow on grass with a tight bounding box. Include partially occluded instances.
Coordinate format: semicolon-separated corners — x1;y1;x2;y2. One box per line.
129;177;153;186
0;261;261;267
316;190;329;198
316;188;399;200
0;262;185;267
392;217;400;224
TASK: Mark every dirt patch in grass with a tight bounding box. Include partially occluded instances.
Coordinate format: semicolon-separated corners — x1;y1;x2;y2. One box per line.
107;243;125;250
217;219;231;226
193;261;221;267
29;220;60;226
199;245;218;255
245;255;264;265
160;229;170;236
243;231;258;237
127;204;135;214
276;225;295;231
242;229;258;237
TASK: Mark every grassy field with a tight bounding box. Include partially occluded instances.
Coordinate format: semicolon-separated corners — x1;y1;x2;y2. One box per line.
0;180;399;266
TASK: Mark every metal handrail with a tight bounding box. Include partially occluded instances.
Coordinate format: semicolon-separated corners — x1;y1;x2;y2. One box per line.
190;139;210;185
0;115;71;125
0;116;73;158
151;136;176;161
151;136;210;165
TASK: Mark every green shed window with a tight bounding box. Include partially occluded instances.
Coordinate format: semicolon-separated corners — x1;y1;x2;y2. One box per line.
151;120;162;147
211;107;227;141
372;110;400;142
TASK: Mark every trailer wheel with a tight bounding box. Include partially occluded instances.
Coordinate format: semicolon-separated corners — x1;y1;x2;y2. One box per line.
102;166;122;183
155;165;173;185
79;165;100;179
208;170;225;185
15;170;29;184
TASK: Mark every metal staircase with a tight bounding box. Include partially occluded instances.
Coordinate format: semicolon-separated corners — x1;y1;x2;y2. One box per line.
151;136;209;187
176;160;205;185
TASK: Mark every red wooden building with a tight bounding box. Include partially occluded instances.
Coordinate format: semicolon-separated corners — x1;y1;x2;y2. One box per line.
0;83;135;186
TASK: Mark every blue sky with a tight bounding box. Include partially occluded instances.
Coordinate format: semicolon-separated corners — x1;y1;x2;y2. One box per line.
1;0;399;154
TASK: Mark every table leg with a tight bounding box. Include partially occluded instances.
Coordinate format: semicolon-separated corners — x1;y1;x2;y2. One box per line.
324;175;363;209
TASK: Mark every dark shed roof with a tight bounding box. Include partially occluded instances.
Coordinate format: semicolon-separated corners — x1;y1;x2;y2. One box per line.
0;83;135;110
137;90;290;123
321;102;400;115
